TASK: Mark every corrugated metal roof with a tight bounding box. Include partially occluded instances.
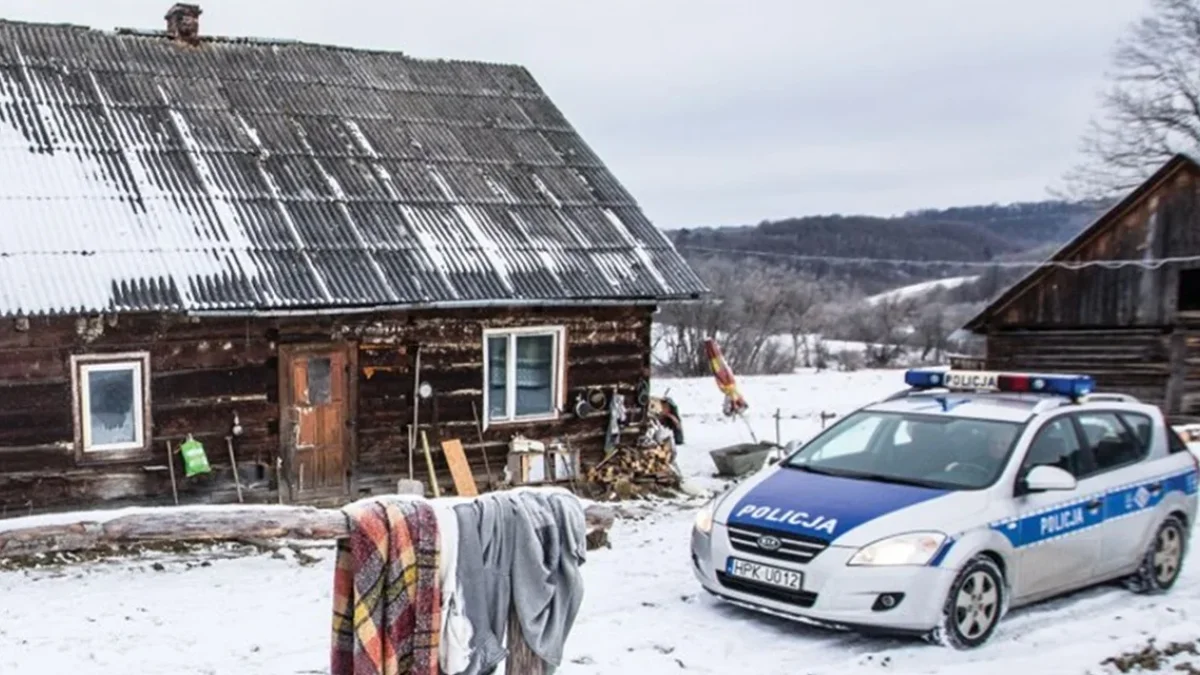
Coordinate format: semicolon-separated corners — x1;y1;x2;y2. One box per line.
0;19;707;317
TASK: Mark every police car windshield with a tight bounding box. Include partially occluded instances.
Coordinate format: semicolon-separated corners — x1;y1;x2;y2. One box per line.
782;410;1024;490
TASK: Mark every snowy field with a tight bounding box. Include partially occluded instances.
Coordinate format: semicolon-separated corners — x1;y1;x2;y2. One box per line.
3;369;1200;674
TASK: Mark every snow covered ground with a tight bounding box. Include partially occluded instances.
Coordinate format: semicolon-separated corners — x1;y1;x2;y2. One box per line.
3;369;1199;674
865;275;980;305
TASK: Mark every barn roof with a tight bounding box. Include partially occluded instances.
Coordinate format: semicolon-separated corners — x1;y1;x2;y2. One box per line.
963;153;1200;333
0;17;707;317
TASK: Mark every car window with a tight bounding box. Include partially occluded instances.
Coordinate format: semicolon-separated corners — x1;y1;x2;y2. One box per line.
785;410;1024;490
803;414;882;461
1119;412;1152;450
1075;411;1147;474
1019;417;1086;477
1168;426;1191;455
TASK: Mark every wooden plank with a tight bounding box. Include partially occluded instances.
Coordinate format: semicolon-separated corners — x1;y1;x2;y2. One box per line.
440;438;478;496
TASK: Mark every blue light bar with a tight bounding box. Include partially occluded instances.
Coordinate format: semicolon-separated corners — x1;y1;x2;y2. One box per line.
904;368;1095;398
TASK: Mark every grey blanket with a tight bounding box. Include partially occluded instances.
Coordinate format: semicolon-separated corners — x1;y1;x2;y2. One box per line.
453;490;587;675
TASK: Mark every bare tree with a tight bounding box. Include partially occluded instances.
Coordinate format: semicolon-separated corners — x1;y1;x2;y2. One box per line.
1061;0;1200;199
655;257;798;376
777;277;824;368
846;295;919;367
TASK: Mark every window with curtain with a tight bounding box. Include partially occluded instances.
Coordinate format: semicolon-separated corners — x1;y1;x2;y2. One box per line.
483;328;563;423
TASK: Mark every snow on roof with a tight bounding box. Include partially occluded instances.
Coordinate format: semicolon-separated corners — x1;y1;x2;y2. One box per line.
0;20;707;316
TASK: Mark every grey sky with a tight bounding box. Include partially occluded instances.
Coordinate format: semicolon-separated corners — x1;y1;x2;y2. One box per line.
0;0;1151;228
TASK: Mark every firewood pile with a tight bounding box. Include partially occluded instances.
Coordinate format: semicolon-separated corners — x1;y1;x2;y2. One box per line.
584;440;681;500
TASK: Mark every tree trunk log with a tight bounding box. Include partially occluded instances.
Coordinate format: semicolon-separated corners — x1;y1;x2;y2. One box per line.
506;607;546;675
0;503;615;559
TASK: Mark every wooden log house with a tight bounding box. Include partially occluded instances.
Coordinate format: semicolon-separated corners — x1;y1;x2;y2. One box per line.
965;153;1200;415
0;6;706;516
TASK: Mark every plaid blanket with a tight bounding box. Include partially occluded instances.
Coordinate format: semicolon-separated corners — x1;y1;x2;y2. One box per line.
331;498;441;675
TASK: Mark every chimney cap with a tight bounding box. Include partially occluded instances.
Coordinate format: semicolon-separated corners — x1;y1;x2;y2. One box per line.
165;3;202;20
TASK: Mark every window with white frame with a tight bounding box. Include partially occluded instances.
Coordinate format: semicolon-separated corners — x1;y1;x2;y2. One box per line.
483;327;565;423
72;353;150;455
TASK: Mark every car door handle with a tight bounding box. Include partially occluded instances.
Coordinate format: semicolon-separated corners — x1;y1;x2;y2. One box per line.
1149;482;1163;494
1086;499;1102;511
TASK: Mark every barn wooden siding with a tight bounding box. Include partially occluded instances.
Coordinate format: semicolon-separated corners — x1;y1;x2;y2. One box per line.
985;329;1172;408
990;169;1200;329
0;306;651;516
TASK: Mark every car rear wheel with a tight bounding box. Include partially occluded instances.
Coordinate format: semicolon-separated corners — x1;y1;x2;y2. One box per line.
1127;515;1187;594
929;555;1005;649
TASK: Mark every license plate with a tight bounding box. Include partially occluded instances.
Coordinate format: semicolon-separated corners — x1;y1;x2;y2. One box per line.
726;557;803;591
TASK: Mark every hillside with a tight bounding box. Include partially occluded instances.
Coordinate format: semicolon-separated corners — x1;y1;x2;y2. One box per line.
667;200;1103;295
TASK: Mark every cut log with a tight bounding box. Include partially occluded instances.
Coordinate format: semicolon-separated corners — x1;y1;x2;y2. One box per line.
0;502;616;559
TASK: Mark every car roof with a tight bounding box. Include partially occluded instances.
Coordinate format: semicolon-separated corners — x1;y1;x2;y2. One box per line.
865;391;1067;423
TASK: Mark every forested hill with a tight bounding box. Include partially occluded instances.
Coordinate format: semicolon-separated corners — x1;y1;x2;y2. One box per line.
666;200;1104;295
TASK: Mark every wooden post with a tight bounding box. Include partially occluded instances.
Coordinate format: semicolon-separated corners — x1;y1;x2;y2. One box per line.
774;407;781;446
1164;328;1188;415
506;607;546;675
166;441;179;506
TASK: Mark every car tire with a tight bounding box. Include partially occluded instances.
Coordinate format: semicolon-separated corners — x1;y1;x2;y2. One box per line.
1127;515;1187;594
928;555;1006;649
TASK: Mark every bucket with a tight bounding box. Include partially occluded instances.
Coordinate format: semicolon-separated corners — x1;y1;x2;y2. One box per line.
709;442;777;477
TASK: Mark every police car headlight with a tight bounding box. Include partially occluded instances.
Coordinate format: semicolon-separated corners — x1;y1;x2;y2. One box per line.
694;500;715;535
846;532;947;566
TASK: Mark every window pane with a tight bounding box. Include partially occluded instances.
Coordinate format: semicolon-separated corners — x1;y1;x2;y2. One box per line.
1119;413;1152;450
1078;412;1145;472
1021;418;1085;476
487;336;509;418
514;334;554;416
307;357;331;404
87;368;137;446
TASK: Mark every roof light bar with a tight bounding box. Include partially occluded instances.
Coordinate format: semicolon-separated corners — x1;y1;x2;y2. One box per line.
904;368;1094;398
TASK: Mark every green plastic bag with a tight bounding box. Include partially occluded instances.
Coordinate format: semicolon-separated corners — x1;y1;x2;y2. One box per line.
180;436;211;477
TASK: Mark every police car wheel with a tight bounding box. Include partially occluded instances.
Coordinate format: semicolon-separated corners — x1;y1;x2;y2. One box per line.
1130;515;1187;594
934;555;1005;649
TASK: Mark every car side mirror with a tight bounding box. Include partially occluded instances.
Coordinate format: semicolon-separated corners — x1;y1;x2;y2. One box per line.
1022;465;1077;493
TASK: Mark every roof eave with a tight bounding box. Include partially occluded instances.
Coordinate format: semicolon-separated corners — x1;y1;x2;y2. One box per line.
179;295;705;318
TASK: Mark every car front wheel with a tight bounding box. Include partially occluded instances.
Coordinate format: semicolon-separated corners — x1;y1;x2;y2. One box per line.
929;555;1006;649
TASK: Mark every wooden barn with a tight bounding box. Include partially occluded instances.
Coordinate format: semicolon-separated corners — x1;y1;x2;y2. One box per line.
964;153;1200;414
0;6;706;516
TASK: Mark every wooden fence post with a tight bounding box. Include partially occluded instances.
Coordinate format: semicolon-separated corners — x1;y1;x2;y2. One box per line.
506;609;546;675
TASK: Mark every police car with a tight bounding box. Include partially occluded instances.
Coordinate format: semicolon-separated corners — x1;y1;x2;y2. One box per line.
690;369;1199;648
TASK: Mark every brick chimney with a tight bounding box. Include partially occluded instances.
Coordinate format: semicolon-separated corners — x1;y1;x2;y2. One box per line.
164;3;202;43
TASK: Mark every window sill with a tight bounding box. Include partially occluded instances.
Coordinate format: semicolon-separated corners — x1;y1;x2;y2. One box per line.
485;412;561;429
75;446;154;467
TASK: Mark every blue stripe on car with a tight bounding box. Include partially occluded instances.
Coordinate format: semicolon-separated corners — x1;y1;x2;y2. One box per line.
726;468;948;542
990;468;1198;549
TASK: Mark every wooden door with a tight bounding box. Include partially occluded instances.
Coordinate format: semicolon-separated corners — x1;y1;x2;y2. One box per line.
281;344;352;497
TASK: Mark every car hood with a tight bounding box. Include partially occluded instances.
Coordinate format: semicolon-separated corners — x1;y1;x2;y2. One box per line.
713;465;985;547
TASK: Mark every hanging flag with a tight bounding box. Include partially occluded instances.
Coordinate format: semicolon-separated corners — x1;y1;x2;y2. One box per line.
704;337;748;417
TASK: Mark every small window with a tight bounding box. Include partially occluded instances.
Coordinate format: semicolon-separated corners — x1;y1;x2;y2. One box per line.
1168;426;1191;455
483;327;565;424
1020;417;1086;477
1178;269;1200;312
72;353;151;459
1076;412;1147;474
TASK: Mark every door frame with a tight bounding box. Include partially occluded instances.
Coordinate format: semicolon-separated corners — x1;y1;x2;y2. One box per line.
277;341;358;503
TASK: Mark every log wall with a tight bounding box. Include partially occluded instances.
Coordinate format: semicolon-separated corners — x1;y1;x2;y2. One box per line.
0;305;652;516
985;328;1171;409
